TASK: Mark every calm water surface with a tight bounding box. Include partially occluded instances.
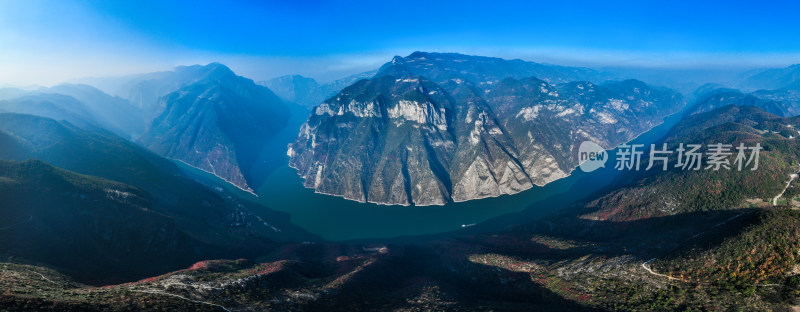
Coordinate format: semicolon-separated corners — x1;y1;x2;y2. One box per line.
179;112;683;241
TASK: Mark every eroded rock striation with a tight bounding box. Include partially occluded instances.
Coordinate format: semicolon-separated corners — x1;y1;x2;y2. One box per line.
289;52;685;205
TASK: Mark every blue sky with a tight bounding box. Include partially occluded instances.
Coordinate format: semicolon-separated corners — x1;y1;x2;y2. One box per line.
1;0;799;85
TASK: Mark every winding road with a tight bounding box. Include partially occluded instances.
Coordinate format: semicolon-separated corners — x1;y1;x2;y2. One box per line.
640;211;747;285
131;289;232;312
27;269;57;285
641;173;800;286
773;173;798;206
641;258;683;282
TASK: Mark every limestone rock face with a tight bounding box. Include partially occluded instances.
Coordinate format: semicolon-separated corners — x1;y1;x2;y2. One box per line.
289;52;685;205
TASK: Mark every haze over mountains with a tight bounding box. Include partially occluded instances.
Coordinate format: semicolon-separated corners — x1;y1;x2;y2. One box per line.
0;52;798;204
739;64;800;91
5;0;800;309
0;112;289;283
3;103;800;311
3;50;800;310
1;63;299;193
259;70;377;108
137;63;290;192
689;65;800;118
0;63;317;283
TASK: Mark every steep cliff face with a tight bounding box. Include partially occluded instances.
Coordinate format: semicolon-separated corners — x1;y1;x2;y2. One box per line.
288;76;454;205
289;52;685;205
139;64;290;192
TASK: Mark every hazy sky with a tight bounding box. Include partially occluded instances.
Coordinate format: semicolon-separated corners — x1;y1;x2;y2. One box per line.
2;0;800;86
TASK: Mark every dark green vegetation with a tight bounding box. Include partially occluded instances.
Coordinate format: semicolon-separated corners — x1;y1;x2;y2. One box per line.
654;209;800;287
581;105;800;223
4;56;800;311
0;159;217;283
4;102;800;310
0;113;315;285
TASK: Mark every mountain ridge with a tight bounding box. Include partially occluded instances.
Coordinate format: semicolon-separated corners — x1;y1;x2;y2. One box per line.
289;52;685;205
138;63;291;192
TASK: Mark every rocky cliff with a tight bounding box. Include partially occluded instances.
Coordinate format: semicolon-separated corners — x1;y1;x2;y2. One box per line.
289;52;685;206
139;63;290;192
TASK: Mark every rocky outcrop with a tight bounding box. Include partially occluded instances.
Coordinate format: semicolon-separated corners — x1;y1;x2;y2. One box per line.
289;52;685;205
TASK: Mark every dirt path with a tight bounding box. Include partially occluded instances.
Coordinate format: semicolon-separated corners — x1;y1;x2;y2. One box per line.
641;258;683;282
773;173;798;206
640;211;750;286
641;172;800;286
27;269;57;285
131;289;232;312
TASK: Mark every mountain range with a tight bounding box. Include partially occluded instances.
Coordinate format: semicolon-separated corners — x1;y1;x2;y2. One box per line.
3;103;799;311
288;52;685;205
259;70;378;108
137;63;290;192
0;63;298;193
4;51;800;311
0;158;217;283
739;64;800;91
0;112;316;283
689;86;800;117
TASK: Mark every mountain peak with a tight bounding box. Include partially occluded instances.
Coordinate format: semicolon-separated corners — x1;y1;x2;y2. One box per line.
377;52;605;86
171;62;237;83
407;51;429;59
199;62;237;80
139;63;290;192
290;55;683;206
